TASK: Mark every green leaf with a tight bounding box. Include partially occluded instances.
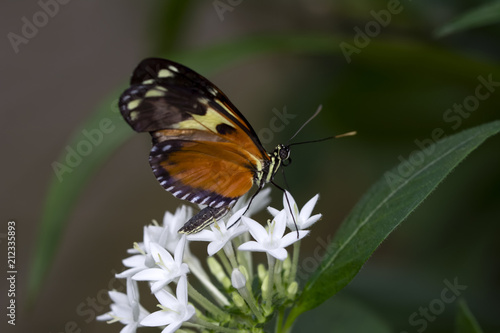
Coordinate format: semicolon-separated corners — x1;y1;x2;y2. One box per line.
455;299;484;333
293;295;391;333
28;34;343;305
285;120;500;328
435;1;500;37
27;91;131;307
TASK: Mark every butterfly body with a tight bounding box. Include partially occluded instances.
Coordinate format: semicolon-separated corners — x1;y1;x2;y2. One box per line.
119;58;290;233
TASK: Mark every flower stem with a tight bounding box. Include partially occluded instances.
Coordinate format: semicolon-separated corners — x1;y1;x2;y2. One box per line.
185;319;245;333
265;254;276;309
236;233;253;278
274;260;285;295
237;285;265;323
217;250;233;276
223;242;239;269
289;241;301;285
185;255;229;306
275;308;285;333
187;282;229;322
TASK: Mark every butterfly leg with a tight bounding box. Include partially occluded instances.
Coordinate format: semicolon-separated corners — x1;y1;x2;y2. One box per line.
178;206;230;234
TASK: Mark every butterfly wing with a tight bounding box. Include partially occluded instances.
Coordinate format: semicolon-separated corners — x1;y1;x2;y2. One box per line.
150;137;256;208
119;58;270;208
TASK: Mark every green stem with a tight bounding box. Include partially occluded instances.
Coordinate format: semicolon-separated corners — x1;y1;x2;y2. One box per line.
223;242;239;269
185;255;229;306
275;308;285;333
282;310;298;333
237;233;253;279
188;282;229;321
289;241;301;285
185;319;244;333
274;260;285;295
265;254;276;308
217;250;233;276
238;286;265;323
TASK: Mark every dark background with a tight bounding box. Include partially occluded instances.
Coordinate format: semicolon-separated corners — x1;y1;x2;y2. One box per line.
1;1;499;332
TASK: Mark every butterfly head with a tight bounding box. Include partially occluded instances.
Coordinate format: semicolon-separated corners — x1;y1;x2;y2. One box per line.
274;144;291;166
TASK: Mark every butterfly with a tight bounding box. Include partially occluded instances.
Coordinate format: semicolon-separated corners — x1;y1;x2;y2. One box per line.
119;58;354;234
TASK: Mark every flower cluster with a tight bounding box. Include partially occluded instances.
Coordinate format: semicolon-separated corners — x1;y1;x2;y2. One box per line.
98;189;322;332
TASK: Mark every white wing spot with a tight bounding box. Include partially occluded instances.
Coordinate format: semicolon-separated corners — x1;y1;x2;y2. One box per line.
166;186;175;191
145;89;165;97
181;193;190;200
173;190;183;197
142;79;155;84
208;87;218;96
158;69;174;78
197;97;210;105
130;111;139;120
127;99;141;110
168;65;179;73
192;196;200;203
200;197;210;205
162;144;172;152
160;180;168;186
214;201;224;208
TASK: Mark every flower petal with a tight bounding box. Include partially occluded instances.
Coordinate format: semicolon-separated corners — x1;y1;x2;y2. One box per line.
150;243;174;265
155;289;178;307
283;190;297;217
238;241;266;253
241;216;268;243
267;206;281;217
280;230;309;248
300;194;319;221
120;323;138;333
302;213;322;229
174;235;186;265
207;241;224;256
186;229;215;242
122;254;146;268
267;248;288;261
176;276;189;305
161;322;183;333
141;310;176;327
132;268;165;281
272;210;287;238
226;206;247;226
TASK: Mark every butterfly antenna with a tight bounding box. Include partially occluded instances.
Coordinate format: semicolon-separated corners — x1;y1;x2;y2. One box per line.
271;181;299;238
289;130;357;147
287;105;323;144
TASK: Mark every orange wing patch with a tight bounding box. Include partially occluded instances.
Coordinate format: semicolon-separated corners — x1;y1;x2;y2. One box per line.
150;140;257;208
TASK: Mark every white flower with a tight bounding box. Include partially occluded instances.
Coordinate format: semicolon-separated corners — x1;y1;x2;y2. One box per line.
116;226;158;279
97;278;149;333
238;210;309;261
117;205;193;279
141;275;195;333
187;207;248;256
132;236;189;293
268;191;322;231
160;206;193;253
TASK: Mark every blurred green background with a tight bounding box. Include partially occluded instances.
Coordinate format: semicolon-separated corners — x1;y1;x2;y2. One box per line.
1;1;499;332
